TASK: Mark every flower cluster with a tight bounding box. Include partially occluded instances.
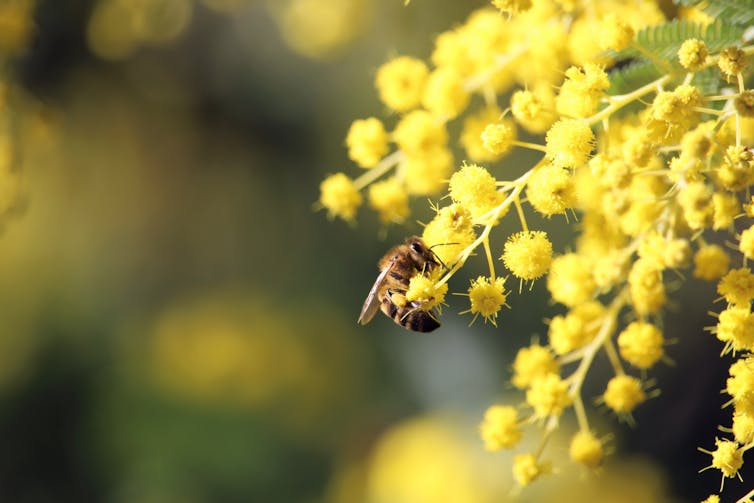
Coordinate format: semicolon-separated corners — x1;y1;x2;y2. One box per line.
319;0;754;499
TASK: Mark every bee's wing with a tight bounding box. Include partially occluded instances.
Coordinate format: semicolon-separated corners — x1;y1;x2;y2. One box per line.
358;263;393;325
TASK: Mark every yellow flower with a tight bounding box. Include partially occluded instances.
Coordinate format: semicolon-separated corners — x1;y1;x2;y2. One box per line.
345;117;389;168
526;164;576;217
464;275;508;325
501;230;553;281
375;56;429;112
599;13;634;51
319;172;362;222
677;38;708;71
718;46;747;82
694;244;730;281
628;258;665;317
715;306;754;353
512;453;550;487
460;106;505;162
448;163;504;224
547;253;596;307
491;0;532;15
603;375;645;416
548;301;606;355
545;119;594;168
526;373;572;418
422;67;470;119
569;430;605;468
393;110;448;155
422;203;476;265
718;268;754;306
401;146;454;196
480;120;516;157
405;271;448;312
706;438;744;479
479;405;522;450
511;344;559;389
367;177;409;225
510;86;556;134
617;322;665;370
740;225;754;260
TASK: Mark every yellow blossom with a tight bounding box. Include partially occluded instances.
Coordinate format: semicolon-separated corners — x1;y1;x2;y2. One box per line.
393;110;448;156
460;106;506;162
718;46;747;82
511;344;559;389
715;306;754;353
512;453;550;487
545;119;594;168
705;438;744;480
569;430;605;468
375;56;429;112
740;225;754;260
694;244;730;281
401;147;454;195
422;203;476;265
718;268;754;306
319;172;362;222
346;117;389;168
422;67;470;119
491;0;532;15
463;276;508;325
547;253;596;307
479;405;522;450
480;120;516;157
603;375;645;416
599;13;634;51
367;177;409;225
617;321;664;370
548;301;606;355
678;38;708;71
735;90;754;118
526;373;572;418
448;163;504;224
526;163;576;217
405;272;447;312
628;258;666;317
501;230;553;281
510;86;556;134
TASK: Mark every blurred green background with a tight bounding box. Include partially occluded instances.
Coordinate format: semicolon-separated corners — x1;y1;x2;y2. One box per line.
0;0;746;501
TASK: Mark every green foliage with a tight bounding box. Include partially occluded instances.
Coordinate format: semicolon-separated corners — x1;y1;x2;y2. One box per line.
676;0;754;26
607;19;745;98
613;19;745;66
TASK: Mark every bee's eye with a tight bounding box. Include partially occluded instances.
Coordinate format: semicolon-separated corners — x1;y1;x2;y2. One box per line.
410;242;423;254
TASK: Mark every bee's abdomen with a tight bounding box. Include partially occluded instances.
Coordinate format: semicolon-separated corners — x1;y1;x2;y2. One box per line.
381;297;440;333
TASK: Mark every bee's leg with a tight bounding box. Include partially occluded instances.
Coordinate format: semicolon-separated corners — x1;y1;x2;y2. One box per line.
388;290;408;307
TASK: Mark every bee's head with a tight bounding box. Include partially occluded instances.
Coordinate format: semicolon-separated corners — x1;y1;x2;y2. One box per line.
405;236;437;267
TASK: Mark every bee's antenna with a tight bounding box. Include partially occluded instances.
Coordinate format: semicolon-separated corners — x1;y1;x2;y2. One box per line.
428;242;458;271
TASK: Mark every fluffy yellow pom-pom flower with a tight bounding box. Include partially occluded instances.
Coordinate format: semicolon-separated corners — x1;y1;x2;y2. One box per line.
463;275;508;326
501;230;553;281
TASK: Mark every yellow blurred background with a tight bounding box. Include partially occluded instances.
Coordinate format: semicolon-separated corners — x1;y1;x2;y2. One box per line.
0;0;740;501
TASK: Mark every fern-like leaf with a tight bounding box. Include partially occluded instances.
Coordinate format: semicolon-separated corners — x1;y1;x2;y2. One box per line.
675;0;754;27
612;19;745;67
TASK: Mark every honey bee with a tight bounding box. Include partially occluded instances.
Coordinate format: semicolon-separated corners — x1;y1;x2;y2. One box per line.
358;236;442;332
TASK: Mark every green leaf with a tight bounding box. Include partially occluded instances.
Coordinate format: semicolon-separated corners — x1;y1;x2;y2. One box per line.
612;19;745;66
675;0;754;26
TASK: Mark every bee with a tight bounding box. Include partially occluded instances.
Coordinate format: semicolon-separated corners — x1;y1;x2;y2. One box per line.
358;236;442;332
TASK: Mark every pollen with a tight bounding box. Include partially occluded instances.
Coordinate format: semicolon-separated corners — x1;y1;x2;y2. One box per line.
677;38;708;71
603;375;645;416
727;358;754;402
465;275;508;325
375;55;429;112
501;230;553;281
732;411;754;444
367;177;409;225
448;163;504;224
319;172;362;222
346;117;389;168
545;119;594;168
569;430;605;468
556;64;609;118
479;404;522;451
511;344;559;389
526;373;572;419
510;87;556;134
617;321;664;370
